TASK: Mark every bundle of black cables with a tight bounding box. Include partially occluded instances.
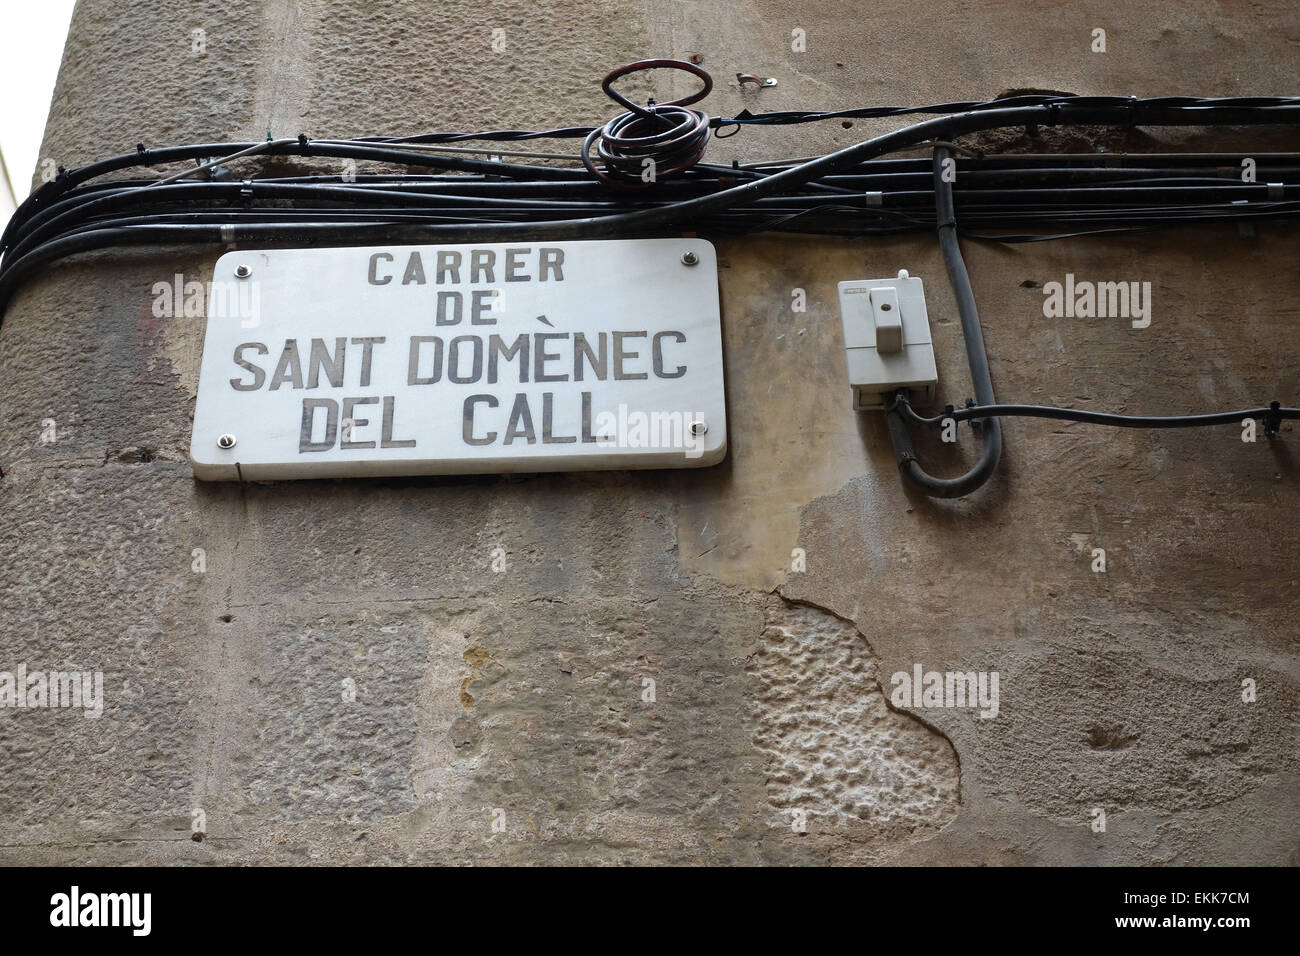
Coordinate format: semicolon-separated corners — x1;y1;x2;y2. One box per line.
5;62;1300;316
1;61;1297;494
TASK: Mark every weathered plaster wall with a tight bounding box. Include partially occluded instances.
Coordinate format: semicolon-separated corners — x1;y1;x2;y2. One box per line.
0;0;1295;864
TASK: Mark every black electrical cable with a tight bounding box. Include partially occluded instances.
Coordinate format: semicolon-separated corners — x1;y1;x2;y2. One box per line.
714;94;1300;128
318;94;1300;147
10;98;1299;250
883;147;1003;499
2;82;1299;348
891;395;1299;431
3;106;1297;318
881;150;1296;498
7;135;1297;263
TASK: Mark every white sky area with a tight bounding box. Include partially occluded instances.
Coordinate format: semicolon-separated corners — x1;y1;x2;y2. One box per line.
0;0;77;221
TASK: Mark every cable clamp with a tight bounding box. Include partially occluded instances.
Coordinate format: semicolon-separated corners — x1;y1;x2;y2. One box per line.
713;108;751;138
240;179;254;199
1264;400;1282;436
1267;182;1284;199
864;191;883;207
888;391;917;415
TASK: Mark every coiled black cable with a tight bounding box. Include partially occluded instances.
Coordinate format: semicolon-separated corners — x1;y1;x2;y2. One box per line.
581;59;713;186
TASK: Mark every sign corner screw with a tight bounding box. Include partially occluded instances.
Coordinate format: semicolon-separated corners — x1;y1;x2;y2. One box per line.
234;264;251;278
681;251;699;266
217;433;237;449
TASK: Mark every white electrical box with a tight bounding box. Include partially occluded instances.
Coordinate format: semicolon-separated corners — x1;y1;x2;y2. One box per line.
837;270;938;410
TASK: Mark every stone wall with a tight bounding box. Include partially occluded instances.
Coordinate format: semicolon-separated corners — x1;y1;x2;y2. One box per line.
0;0;1295;864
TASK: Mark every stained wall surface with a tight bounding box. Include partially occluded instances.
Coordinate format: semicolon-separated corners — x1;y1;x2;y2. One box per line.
0;0;1295;864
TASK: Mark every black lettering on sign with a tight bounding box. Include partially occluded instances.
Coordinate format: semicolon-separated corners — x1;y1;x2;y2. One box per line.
408;336;443;385
534;333;567;383
368;252;394;285
463;394;497;445
307;337;346;389
542;393;576;443
402;252;426;285
470;250;495;284
436;291;462;326
489;334;528;384
471;289;497;325
574;332;606;382
581;392;598;443
503;393;536;444
539;247;564;281
381;396;416;448
436;251;461;284
270;340;305;390
341;396;378;449
370;246;569;286
300;398;338;451
653;331;687;378
351;336;385;387
230;342;268;391
504;248;531;282
613;331;648;380
448;335;483;384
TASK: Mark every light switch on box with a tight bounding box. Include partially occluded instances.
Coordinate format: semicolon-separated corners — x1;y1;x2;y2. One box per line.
837;269;938;410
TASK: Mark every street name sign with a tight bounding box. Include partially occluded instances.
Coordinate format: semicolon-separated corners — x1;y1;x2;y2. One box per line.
189;239;726;480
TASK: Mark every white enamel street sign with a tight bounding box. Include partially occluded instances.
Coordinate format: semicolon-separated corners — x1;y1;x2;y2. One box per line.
189;239;727;480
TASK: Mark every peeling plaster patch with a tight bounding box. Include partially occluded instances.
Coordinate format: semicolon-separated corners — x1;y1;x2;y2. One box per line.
672;238;895;589
411;610;484;813
150;263;208;404
747;597;959;828
461;644;494;710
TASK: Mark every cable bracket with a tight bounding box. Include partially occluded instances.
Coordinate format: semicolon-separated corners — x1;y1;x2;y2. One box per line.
1264;400;1283;435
